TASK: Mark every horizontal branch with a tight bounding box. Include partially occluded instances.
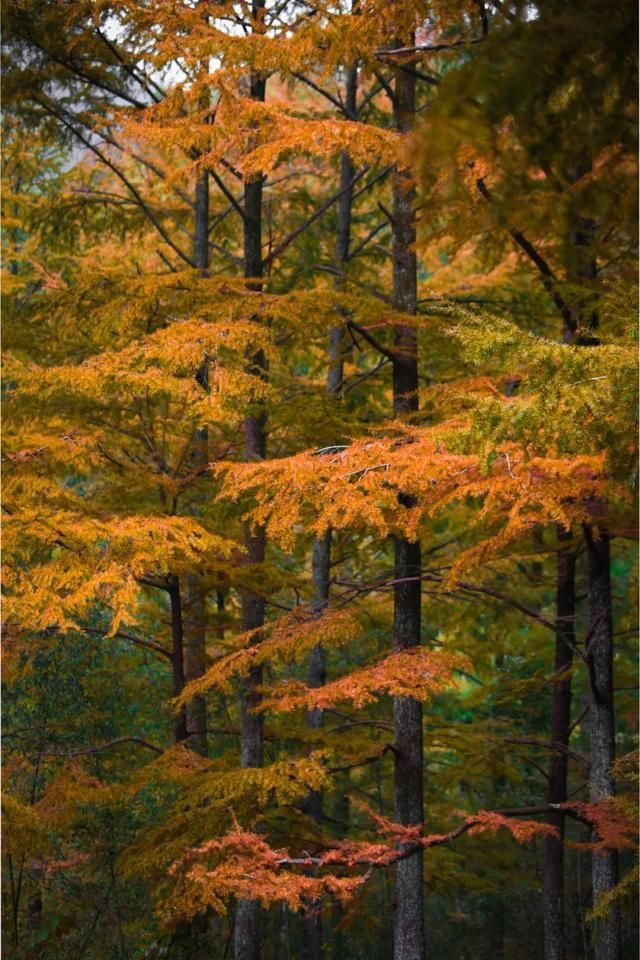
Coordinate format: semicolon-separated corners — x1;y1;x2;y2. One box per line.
274;802;589;871
376;38;483;58
500;737;590;769
82;626;172;660
38;737;163;758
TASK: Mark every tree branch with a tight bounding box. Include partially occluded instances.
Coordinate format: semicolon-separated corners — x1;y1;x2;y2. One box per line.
263;167;369;267
210;169;246;221
346;319;398;362
346;220;389;260
476;176;573;330
35;97;196;268
292;73;354;118
376;38;483;59
38;737;163;758
82;626;172;660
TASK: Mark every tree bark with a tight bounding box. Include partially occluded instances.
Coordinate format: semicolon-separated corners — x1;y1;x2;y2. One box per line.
391;52;425;960
566;158;618;960
584;526;619;960
542;152;599;956
306;132;356;740
543;538;576;960
183;165;210;757
302;66;358;960
235;18;266;958
239;72;266;768
168;576;188;744
183;577;208;756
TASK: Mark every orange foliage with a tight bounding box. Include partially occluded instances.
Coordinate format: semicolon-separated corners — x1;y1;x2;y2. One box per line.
260;647;469;711
565;798;638;853
168;804;558;914
168;827;366;917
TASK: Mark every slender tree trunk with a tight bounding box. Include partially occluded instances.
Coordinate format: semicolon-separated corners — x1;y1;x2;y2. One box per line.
182;166;211;757
331;784;351;960
302;66;358;960
543;538;576;960
390;51;424;960
541;152;600;956
301;532;330;960
194;165;209;272
239;76;265;758
584;526;619;960
488;896;505;958
169;576;188;744
183;579;208;756
235;21;266;959
565;158;618;960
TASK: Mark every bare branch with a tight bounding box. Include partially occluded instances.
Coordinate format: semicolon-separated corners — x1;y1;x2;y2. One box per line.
39;737;163;758
264;167;368;267
82;626;172;660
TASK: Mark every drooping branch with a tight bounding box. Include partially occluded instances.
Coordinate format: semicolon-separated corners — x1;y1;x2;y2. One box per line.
94;27;166;105
476;176;574;330
34;96;196;268
346;319;398;362
292;72;354;118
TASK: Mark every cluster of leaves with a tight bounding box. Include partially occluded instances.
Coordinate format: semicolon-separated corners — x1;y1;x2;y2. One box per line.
2;0;637;957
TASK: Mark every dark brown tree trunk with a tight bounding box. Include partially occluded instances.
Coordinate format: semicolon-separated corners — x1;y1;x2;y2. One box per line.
235;22;266;959
194;165;209;272
183;165;210;757
183;578;208;756
301;529;330;960
169;576;188;744
302;67;358;960
584;526;619;960
543;538;576;960
390;53;424;960
542;153;599;956
239;71;266;766
306;133;355;772
565;158;617;960
488;896;505;958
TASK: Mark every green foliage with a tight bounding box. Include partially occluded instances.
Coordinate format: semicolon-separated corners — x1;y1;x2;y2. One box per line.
2;1;637;958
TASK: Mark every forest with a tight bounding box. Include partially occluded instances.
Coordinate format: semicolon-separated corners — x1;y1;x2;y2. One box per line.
1;1;638;958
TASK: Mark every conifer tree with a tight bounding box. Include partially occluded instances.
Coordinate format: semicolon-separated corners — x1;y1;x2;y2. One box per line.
388;32;424;960
2;3;637;960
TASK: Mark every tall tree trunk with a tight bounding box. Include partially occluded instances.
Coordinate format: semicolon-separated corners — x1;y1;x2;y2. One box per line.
302;66;358;960
391;51;424;960
184;165;210;757
235;20;266;959
565;158;618;960
183;579;208;756
542;153;600;956
194;165;209;272
302;528;330;960
169;576;188;744
488;896;505;958
543;537;576;960
584;526;619;960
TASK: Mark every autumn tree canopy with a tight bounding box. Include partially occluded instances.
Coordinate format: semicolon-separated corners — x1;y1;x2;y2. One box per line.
2;2;638;960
